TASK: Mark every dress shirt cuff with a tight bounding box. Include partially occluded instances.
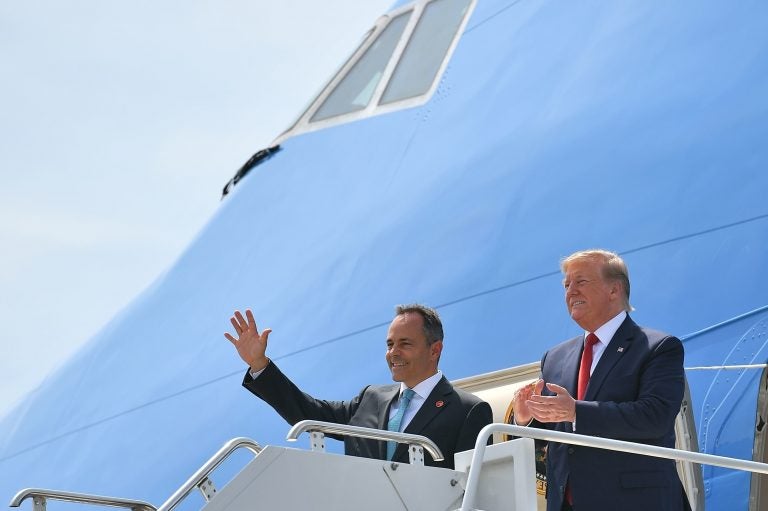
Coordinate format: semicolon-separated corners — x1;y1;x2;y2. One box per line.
248;358;271;379
512;414;534;427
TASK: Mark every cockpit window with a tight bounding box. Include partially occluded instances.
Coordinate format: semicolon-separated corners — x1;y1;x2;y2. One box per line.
275;0;475;144
311;12;411;122
381;0;472;104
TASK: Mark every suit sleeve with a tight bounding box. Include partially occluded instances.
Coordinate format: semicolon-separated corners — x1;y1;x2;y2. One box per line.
242;361;365;427
454;399;494;452
509;351;551;434
574;335;685;440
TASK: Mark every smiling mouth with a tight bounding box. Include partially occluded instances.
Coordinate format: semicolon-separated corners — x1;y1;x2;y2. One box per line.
571;300;586;307
390;362;406;368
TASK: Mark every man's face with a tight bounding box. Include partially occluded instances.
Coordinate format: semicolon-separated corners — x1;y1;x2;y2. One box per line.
386;312;442;388
563;257;623;332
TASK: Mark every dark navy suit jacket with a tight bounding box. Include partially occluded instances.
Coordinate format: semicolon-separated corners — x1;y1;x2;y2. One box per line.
243;361;492;469
538;316;691;511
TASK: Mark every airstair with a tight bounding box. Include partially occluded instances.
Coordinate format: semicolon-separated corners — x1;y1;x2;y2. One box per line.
10;421;768;511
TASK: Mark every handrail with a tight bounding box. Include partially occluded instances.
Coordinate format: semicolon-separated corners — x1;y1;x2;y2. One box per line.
156;437;261;511
460;423;768;511
286;420;444;462
9;489;155;511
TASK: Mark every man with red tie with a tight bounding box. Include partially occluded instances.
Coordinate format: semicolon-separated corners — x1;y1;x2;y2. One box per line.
511;249;691;511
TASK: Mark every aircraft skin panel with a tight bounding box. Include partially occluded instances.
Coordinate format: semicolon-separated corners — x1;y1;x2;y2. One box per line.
684;309;768;508
1;1;768;509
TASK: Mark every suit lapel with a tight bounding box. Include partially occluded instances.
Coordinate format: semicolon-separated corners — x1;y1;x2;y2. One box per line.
584;316;635;400
394;376;451;460
377;386;401;459
404;376;451;435
561;337;583;397
379;386;400;430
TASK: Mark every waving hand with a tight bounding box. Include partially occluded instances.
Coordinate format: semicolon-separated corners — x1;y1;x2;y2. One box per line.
224;309;272;372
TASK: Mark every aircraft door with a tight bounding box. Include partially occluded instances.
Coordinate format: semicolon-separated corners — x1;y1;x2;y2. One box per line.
749;366;768;511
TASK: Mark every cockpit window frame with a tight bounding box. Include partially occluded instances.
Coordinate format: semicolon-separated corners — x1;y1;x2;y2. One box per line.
274;0;476;145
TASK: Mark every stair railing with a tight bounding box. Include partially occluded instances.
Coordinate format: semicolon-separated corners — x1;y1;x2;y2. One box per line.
286;419;444;466
156;437;261;511
9;489;155;511
9;438;262;511
459;423;768;511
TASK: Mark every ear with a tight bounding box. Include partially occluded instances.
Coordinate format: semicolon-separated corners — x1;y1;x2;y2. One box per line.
608;280;622;301
430;340;443;360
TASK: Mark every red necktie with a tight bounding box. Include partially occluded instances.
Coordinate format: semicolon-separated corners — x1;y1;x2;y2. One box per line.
567;332;599;506
577;333;599;400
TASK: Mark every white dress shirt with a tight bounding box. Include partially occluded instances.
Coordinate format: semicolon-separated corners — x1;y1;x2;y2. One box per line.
388;371;443;432
586;310;627;375
572;310;627;430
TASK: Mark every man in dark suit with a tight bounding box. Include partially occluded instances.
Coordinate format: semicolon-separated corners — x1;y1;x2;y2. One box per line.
225;304;492;469
511;249;691;511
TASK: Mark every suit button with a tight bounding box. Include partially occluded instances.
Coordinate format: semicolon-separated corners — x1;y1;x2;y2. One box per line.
568;447;575;454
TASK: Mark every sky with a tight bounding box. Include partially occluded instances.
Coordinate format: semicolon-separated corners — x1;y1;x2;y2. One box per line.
0;0;392;418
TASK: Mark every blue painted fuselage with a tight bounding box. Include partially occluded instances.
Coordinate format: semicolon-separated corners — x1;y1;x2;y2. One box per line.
1;1;767;510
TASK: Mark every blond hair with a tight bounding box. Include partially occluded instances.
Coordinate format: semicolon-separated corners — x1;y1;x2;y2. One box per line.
561;249;634;312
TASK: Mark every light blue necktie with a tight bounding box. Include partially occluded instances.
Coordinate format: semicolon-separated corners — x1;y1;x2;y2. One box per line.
387;388;416;460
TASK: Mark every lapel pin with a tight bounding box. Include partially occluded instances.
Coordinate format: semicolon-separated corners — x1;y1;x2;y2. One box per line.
435;400;445;408
617;347;624;353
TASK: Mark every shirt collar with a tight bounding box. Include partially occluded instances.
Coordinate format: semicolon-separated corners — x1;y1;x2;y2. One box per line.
400;370;442;399
589;310;627;345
